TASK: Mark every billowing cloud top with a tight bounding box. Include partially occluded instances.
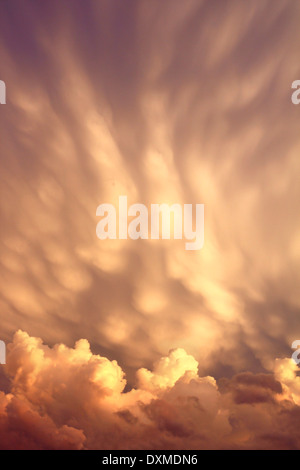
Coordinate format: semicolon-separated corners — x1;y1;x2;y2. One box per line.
0;332;300;449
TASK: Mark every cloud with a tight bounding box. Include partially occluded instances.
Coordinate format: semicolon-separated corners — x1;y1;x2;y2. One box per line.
219;371;282;404
0;0;299;382
137;348;199;392
0;332;300;449
0;0;300;449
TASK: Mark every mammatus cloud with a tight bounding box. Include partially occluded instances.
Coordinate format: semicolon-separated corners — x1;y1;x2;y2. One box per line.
0;331;299;450
0;0;299;379
0;0;300;449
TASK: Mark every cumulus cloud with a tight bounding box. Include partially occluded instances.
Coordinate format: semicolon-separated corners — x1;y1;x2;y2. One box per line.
0;332;300;450
137;348;199;392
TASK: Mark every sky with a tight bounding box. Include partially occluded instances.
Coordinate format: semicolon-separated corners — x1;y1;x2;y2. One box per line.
0;0;300;450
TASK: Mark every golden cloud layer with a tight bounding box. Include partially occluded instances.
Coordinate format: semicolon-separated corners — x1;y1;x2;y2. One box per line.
0;332;300;450
0;0;300;449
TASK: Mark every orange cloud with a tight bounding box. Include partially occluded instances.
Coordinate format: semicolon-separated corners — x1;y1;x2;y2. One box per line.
0;0;300;450
0;332;300;450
